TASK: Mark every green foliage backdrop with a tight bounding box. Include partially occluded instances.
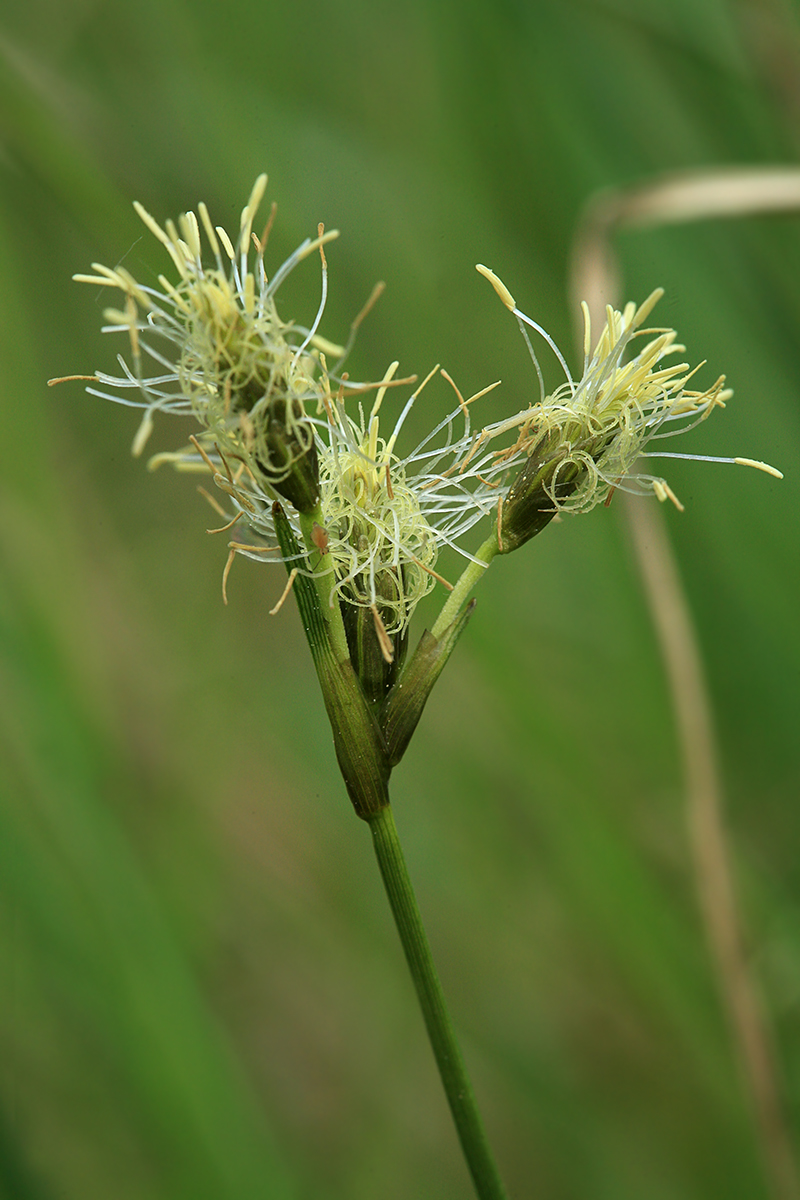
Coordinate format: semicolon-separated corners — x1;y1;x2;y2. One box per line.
1;1;798;1197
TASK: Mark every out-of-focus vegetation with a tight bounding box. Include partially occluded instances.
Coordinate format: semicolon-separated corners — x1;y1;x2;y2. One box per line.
1;1;799;1197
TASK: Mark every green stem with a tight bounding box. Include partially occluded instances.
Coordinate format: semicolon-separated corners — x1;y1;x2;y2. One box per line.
298;506;350;663
430;533;499;640
368;805;509;1200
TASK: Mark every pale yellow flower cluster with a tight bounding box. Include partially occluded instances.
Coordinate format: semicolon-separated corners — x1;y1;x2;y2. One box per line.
69;179;781;625
72;179;504;631
475;265;780;527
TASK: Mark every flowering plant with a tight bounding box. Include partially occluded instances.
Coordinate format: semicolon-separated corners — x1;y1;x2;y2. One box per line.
59;176;780;1200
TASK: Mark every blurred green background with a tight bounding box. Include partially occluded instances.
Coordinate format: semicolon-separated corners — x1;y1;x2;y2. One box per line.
1;1;799;1197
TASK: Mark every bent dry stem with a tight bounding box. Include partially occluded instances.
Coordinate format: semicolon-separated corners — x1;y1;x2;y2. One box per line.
368;805;509;1200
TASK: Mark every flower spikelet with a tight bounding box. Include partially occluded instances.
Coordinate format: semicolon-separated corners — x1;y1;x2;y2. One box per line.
319;364;440;637
473;266;779;551
74;175;337;512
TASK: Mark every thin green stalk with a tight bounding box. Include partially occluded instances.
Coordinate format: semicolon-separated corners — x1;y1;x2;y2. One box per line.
430;533;499;640
368;805;509;1200
298;506;350;663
